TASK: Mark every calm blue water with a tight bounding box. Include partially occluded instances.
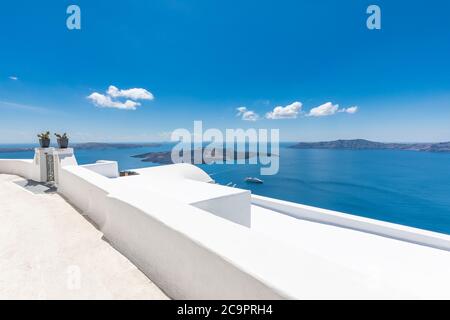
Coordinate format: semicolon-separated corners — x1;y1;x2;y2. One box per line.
2;143;450;235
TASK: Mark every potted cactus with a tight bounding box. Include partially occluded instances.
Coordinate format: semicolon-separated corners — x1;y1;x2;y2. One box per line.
55;133;69;149
37;131;51;148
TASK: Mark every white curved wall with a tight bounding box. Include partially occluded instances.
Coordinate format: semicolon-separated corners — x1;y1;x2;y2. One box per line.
5;156;450;299
11;158;415;299
134;163;214;183
81;161;119;178
102;194;285;299
57;165;286;299
58;166;112;229
0;159;35;180
252;194;450;252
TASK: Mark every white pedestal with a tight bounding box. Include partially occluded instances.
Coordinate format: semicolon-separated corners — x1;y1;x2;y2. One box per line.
33;148;77;183
33;148;53;182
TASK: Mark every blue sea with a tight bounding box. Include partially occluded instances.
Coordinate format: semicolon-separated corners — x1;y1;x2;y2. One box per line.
2;143;450;235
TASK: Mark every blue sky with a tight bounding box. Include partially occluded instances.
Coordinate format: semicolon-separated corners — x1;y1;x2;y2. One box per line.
1;0;450;143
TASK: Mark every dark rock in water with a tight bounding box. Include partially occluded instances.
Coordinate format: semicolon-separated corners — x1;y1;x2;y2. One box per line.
132;151;175;164
132;148;273;164
289;139;450;153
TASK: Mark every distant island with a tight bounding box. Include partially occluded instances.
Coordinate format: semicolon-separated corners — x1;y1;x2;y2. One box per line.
0;142;162;153
132;148;273;164
289;139;450;152
71;142;162;150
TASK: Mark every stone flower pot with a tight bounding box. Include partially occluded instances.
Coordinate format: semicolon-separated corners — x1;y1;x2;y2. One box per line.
39;138;50;148
57;138;69;149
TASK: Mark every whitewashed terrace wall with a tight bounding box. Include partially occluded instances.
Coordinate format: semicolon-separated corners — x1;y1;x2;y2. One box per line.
1;161;283;299
58;166;112;229
252;194;450;252
81;161;119;178
57;165;287;300
0;159;36;180
5;158;450;298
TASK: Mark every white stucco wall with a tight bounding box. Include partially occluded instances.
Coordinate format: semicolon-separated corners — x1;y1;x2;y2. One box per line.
81;161;119;178
134;164;213;183
102;194;286;299
115;171;252;227
192;190;251;227
3;153;450;299
0;159;36;180
252;194;450;252
0;149;77;183
57;165;287;299
58;166;113;229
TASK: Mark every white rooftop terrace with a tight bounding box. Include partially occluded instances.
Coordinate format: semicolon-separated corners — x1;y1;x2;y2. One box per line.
1;148;450;299
252;205;450;299
0;174;168;299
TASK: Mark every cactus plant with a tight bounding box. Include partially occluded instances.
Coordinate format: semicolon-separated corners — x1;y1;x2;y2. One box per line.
37;131;51;148
54;133;69;149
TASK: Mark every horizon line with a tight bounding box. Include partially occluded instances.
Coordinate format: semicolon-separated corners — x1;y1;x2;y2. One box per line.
1;139;450;145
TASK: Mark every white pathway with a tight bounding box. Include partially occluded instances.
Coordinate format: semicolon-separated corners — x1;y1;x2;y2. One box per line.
0;174;168;300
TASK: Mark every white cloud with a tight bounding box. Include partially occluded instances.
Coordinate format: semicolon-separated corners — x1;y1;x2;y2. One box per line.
308;102;359;117
87;85;154;110
341;106;359;114
308;102;339;117
265;101;302;119
236;107;259;121
107;85;154;101
87;92;141;110
9;76;18;81
234;100;357;120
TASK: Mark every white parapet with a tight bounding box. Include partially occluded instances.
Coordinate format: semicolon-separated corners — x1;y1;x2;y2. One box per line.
0;148;77;183
57;163;281;299
32;148;78;183
4;149;450;299
0;159;35;180
116;165;252;227
81;160;119;178
33;148;53;182
251;194;450;252
56;161;450;299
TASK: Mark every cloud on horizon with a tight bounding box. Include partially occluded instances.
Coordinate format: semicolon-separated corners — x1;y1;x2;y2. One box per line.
88;85;154;110
107;85;154;101
340;106;359;114
307;102;359;117
235;101;358;121
307;102;340;117
236;107;259;121
265;101;302;119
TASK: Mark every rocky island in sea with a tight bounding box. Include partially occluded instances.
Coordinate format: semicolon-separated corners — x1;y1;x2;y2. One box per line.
289;139;450;152
132;148;273;164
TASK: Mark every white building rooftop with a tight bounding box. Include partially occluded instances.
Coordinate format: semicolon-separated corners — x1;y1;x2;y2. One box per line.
1;148;450;299
0;174;168;300
251;205;450;299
